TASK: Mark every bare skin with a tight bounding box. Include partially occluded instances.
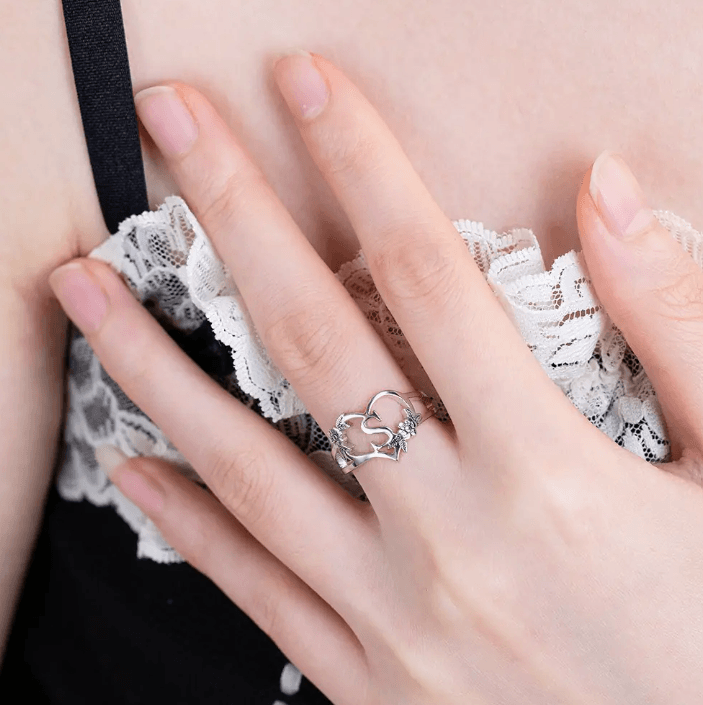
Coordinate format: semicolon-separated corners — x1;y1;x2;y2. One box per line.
2;0;703;664
4;0;703;283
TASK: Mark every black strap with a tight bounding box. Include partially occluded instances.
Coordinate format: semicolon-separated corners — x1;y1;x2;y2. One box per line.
61;0;149;233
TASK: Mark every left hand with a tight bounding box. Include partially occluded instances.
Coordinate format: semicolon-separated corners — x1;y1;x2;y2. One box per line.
49;52;703;704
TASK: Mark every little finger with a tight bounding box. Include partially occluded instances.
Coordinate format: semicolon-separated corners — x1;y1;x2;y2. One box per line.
95;446;368;705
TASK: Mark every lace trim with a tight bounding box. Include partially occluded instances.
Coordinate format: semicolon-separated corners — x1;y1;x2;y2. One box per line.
55;196;700;562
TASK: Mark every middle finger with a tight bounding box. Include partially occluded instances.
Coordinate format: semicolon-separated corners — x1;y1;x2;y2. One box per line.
272;53;582;456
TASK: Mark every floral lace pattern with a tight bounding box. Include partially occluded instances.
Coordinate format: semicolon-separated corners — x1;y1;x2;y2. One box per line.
55;196;701;563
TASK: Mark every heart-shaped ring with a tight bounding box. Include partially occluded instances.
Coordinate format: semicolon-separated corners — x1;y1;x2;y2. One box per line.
328;390;437;473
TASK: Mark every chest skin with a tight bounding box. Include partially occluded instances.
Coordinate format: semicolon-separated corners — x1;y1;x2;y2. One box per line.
3;0;703;281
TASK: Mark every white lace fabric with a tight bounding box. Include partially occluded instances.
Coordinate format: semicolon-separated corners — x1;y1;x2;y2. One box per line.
55;196;700;563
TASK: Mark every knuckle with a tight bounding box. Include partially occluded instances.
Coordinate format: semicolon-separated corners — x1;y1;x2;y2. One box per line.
652;264;703;322
206;444;277;528
127;460;218;570
372;228;465;310
322;124;378;182
165;510;215;571
249;570;295;639
101;321;162;401
262;302;347;392
532;472;600;555
196;167;261;231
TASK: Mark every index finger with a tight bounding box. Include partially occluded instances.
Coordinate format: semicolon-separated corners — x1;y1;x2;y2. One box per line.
273;53;575;446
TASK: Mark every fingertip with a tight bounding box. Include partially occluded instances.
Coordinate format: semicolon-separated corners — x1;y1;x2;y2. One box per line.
272;48;312;67
588;149;618;203
48;258;110;332
114;465;166;515
97;449;170;516
80;257;142;312
48;259;85;294
134;82;199;157
274;51;331;122
95;444;130;481
575;164;604;245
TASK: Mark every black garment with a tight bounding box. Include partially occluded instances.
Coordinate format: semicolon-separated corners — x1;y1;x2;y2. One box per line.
1;488;331;705
0;2;333;702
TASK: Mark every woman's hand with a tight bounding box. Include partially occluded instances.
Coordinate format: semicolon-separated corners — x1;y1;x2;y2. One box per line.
48;52;703;704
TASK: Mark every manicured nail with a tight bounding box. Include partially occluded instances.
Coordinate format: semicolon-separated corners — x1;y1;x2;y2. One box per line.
589;150;655;240
274;50;330;121
135;85;198;156
96;445;164;514
49;262;108;332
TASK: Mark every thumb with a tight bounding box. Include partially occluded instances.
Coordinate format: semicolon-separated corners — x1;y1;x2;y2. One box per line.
577;149;703;463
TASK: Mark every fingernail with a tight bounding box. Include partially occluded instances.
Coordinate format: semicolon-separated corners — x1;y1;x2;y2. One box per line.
96;445;164;514
49;262;108;332
95;444;129;478
589;150;655;240
135;85;198;156
272;47;312;61
274;51;330;121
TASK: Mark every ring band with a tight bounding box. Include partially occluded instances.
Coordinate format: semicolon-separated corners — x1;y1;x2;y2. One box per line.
328;390;437;473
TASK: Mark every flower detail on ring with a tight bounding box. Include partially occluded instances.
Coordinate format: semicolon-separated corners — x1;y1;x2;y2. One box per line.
387;407;422;454
329;415;354;467
329;415;350;446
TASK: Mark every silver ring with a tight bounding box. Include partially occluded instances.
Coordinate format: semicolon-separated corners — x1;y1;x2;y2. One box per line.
328;390;437;473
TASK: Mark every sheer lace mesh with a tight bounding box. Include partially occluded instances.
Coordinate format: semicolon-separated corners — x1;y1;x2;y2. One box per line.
56;196;697;562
